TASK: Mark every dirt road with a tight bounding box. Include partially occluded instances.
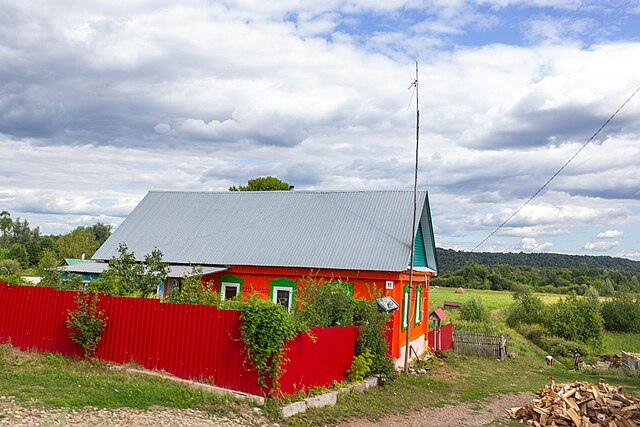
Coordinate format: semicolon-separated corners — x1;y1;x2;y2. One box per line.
339;392;535;427
1;392;535;426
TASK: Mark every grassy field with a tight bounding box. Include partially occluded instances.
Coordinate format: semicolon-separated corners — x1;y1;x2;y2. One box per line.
0;344;241;414
428;287;562;312
601;332;640;353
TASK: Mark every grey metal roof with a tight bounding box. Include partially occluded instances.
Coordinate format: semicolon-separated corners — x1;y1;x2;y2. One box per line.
61;262;226;278
61;262;109;274
93;190;438;273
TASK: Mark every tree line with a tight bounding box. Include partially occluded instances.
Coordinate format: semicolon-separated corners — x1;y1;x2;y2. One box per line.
436;248;640;273
432;260;640;295
0;210;112;275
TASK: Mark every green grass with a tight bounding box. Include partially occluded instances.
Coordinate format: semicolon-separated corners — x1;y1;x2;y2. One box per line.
0;344;240;415
288;341;639;426
600;332;640;354
428;287;561;313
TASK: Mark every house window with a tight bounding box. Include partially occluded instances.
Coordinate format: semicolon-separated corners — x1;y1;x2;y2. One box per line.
270;278;296;311
221;282;240;300
219;275;243;300
414;285;424;326
402;284;410;331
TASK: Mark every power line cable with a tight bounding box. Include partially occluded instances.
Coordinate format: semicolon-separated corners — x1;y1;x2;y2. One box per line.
471;85;640;252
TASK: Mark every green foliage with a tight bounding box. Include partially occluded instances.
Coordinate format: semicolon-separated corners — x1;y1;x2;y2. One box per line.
86;223;112;247
454;320;503;334
347;348;373;382
7;243;29;268
229;176;291;191
66;292;107;358
601;293;640;333
138;249;169;297
0;258;21;275
352;298;394;379
505;286;545;327
36;248;62;288
57;274;84;291
542;293;603;345
56;227;99;260
293;278;354;328
167;267;220;306
433;250;640;296
517;323;590;358
239;296;301;390
460;296;489;323
89;244;167;297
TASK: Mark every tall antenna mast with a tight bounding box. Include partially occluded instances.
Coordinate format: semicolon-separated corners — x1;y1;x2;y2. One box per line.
404;61;420;372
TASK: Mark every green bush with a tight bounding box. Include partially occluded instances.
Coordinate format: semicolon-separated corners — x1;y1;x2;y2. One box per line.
505;286;545;327
460;296;489;323
293;279;353;328
347;348;373;382
167;267;220;306
239;296;301;391
517;324;589;358
66;291;107;358
352;298;394;379
542;293;603;345
601;293;640;333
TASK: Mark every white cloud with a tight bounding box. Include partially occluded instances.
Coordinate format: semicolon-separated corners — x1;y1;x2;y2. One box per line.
521;238;554;251
1;0;639;258
597;230;624;238
583;241;620;251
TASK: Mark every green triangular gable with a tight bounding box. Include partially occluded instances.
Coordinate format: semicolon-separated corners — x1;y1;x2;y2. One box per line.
409;192;439;274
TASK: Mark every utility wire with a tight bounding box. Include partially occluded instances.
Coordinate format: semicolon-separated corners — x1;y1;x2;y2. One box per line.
472;85;640;252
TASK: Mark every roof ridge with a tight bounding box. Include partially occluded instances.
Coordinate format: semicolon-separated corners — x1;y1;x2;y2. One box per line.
147;189;427;194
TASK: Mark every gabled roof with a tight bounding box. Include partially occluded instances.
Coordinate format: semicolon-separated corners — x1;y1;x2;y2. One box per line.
93;190;438;273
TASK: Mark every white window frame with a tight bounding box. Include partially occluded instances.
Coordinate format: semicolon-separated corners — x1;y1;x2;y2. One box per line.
221;281;240;300
402;285;410;331
272;286;293;311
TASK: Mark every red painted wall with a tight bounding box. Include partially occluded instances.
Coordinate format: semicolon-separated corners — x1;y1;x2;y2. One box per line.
0;282;356;396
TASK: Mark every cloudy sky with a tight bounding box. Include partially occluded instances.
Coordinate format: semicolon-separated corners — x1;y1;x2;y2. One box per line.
1;0;639;259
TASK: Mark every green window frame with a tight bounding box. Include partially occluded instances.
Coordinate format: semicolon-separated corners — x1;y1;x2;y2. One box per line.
414;285;424;326
219;274;244;300
329;281;354;297
270;277;296;311
402;284;410;331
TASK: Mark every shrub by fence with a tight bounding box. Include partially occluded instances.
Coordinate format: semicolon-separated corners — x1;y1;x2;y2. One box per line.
453;330;507;360
0;282;356;395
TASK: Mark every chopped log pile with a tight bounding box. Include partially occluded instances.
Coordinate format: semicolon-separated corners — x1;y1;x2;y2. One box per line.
507;380;640;426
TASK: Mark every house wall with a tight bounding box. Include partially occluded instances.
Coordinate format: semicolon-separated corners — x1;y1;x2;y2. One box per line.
201;265;434;366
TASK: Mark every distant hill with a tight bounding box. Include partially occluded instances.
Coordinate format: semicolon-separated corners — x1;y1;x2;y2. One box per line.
436;248;640;273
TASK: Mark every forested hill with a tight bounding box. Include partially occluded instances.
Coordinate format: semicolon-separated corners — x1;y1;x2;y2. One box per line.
436;248;640;273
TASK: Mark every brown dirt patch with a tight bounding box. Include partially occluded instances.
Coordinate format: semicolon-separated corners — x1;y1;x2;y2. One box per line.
339;392;536;427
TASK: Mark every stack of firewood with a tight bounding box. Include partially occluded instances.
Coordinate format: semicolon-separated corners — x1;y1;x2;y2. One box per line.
507;380;640;426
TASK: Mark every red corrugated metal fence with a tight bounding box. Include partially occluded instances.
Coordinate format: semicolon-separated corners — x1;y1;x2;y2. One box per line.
428;322;453;352
0;282;356;395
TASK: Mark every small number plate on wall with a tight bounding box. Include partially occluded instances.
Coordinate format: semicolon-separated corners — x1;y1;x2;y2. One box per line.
385;281;394;290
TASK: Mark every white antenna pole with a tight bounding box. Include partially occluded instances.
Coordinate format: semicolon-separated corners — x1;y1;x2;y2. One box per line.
404;61;420;372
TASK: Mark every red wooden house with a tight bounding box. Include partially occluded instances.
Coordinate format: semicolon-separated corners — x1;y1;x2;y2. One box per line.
92;190;438;367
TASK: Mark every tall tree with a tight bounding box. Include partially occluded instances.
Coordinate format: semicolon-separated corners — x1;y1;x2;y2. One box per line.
0;211;13;247
56;227;99;260
88;223;112;247
229;176;291;191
